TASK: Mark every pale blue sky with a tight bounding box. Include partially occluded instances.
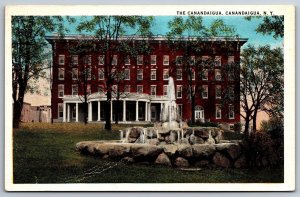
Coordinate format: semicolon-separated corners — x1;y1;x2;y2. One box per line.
63;16;283;49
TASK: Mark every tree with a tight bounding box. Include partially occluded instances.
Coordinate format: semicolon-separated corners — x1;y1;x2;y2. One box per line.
240;45;283;133
245;16;284;39
76;16;153;130
12;16;73;128
167;16;236;124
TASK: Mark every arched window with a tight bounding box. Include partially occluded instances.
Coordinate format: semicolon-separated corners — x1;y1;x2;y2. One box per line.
195;105;204;120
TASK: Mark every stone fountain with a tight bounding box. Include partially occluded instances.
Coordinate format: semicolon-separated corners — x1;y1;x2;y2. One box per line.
76;77;247;169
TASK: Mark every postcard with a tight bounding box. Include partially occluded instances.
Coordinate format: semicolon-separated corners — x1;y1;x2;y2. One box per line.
5;5;295;191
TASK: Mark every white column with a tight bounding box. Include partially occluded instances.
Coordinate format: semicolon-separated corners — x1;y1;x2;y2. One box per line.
110;101;113;121
63;102;66;122
88;102;92;122
145;101;148;121
67;104;70;122
136;101;139;121
148;102;151;122
76;102;79;122
160;103;163;121
97;101;100;121
123;100;126;122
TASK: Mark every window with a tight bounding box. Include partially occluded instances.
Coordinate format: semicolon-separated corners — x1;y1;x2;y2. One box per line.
72;68;78;80
124;69;130;80
124;85;130;93
163;55;169;65
87;84;91;95
202;56;210;66
71;55;78;65
216;85;222;99
137;69;143;80
72;105;76;119
58;84;64;98
58;103;63;118
177;85;183;99
112;55;117;65
176;56;183;65
150;55;156;65
150;85;156;96
86;67;92;80
190;56;195;66
216;105;222;119
163;69;169;80
229;105;234;119
215;56;221;67
72;84;78;96
215;69;221;81
163;85;168;96
58;68;64;80
178;104;183;118
125;56;130;65
228;56;235;64
137;55;143;65
202;69;208;80
195;105;204;120
191;69;195;80
229;87;235;99
58;55;65;65
202;85;208;99
151;69;156;80
98;55;104;65
112;85;118;92
98;68;104;80
137;85;143;94
176;69;182;80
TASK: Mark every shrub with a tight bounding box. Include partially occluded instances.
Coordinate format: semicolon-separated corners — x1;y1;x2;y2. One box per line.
233;122;242;134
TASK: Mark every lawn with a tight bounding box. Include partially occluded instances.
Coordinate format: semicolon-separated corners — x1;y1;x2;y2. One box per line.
13;123;283;183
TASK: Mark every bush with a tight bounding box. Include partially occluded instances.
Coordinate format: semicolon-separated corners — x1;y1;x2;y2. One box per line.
233;122;242;134
188;119;219;127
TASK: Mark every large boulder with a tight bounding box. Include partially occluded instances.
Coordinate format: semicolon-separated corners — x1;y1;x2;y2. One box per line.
174;157;189;168
182;128;193;137
146;127;158;138
161;144;177;157
131;144;163;158
234;154;247;168
195;160;210;168
129;127;143;138
212;152;231;168
193;128;210;139
227;144;242;160
155;153;172;166
192;144;216;158
108;144;131;158
177;144;193;158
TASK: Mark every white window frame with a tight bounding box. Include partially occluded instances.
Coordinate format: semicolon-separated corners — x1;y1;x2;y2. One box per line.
216;85;222;99
228;56;235;64
58;68;65;80
216;105;222;119
124;85;131;93
58;103;63;118
112;85;118;92
163;69;169;80
178;104;183;118
72;55;78;65
137;69;143;80
124;69;130;80
229;105;235;119
98;55;104;65
202;69;208;80
137;85;143;94
125;56;131;65
72;68;78;80
98;68;104;80
58;55;65;65
112;55;118;65
163;55;169;65
176;69;182;80
87;55;92;65
177;85;183;99
87;67;92;80
137;55;143;65
72;84;78;96
58;84;64;98
150;55;157;65
176;56;183;66
151;69;157;80
163;85;168;96
202;85;208;99
191;69;195;80
215;56;221;67
150;85;156;96
215;69;221;81
190;56;195;66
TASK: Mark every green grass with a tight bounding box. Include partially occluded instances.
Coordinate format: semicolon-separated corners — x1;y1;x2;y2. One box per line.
13;123;283;183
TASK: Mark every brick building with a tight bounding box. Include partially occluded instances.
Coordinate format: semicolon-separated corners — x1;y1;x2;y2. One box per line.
46;35;247;126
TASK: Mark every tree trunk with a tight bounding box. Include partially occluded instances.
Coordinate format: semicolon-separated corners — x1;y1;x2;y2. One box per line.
83;101;88;124
13;101;22;128
244;113;250;138
252;109;258;133
105;91;112;130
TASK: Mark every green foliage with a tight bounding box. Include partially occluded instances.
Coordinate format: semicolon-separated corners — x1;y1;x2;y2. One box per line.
233;122;242;134
260;117;284;139
245;16;284;39
188;120;219;127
